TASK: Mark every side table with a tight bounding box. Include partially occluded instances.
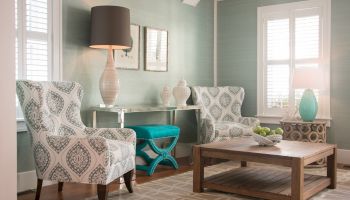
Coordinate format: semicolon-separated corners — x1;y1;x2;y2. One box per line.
280;120;327;167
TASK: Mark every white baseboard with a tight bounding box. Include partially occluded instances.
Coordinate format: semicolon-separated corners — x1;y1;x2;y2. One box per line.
174;142;194;158
17;170;36;193
337;149;350;165
17;170;54;193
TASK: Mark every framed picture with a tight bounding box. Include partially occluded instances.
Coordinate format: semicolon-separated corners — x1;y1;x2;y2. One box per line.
115;24;140;70
144;27;168;72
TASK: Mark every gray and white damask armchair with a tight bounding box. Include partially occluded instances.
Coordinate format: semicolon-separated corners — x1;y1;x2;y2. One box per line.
16;80;136;200
191;86;260;144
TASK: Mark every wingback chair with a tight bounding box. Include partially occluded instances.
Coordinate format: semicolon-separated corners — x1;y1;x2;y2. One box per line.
191;86;260;144
16;80;136;200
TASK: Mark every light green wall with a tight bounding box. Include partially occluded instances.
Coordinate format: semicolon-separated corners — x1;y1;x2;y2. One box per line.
17;0;214;172
218;0;350;149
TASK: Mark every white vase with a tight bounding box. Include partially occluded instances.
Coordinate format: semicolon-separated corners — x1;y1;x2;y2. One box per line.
160;86;171;107
99;47;119;107
172;79;191;107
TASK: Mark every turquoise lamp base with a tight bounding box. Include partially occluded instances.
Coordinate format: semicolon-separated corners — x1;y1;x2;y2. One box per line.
299;89;318;122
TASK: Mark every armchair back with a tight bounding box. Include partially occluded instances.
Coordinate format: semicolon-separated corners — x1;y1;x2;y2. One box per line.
191;86;245;122
16;80;86;139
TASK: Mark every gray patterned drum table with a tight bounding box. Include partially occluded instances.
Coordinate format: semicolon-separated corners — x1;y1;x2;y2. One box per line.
280;120;327;167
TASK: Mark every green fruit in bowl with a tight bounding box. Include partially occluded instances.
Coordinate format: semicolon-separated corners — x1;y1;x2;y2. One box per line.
263;127;270;133
275;128;284;135
259;131;267;137
253;126;262;133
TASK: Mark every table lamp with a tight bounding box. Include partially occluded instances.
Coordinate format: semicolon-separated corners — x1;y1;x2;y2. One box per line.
90;6;131;107
293;68;322;122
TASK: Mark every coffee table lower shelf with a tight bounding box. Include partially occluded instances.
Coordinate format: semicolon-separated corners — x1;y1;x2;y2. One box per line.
204;167;331;200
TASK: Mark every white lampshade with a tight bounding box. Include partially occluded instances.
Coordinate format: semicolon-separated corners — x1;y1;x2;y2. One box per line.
293;68;323;89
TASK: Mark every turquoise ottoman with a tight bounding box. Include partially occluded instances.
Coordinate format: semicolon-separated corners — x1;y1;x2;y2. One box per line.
127;124;180;176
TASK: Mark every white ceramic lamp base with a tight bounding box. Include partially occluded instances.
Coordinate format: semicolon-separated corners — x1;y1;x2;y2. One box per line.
99;48;119;107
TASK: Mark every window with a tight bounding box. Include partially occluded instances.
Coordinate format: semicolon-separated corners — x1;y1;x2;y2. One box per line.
257;0;331;123
16;0;61;121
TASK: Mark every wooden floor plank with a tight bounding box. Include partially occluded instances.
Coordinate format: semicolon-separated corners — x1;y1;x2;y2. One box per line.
18;157;193;200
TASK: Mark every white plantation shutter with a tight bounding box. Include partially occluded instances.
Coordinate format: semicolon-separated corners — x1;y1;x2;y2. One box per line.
295;16;319;60
267;65;289;109
267;19;289;61
16;0;60;120
257;0;331;121
26;39;48;81
266;18;290;109
26;0;48;33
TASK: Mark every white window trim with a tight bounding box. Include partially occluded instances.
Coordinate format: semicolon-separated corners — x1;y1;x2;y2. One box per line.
16;0;62;132
257;0;331;125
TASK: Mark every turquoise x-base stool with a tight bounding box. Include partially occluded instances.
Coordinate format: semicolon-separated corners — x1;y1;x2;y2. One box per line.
127;125;179;176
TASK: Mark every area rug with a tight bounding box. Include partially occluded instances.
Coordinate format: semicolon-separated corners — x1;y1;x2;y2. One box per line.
87;162;350;200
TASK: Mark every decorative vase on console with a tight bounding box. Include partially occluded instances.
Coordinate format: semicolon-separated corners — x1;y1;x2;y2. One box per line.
173;79;191;107
160;86;171;107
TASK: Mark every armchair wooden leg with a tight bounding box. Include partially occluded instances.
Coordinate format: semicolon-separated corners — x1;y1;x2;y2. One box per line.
35;179;43;200
58;182;64;192
123;170;134;193
97;184;108;200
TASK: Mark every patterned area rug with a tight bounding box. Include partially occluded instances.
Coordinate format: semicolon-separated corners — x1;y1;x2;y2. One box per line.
87;162;350;200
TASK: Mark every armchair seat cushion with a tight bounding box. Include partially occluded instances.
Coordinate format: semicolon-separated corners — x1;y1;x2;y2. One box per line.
214;121;253;138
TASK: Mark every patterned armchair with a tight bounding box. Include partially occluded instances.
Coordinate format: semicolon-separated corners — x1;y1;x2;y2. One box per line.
16;80;136;200
191;86;260;144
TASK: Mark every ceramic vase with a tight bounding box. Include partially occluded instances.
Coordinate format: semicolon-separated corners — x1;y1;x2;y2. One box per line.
160;86;171;107
299;88;318;122
100;48;119;107
172;79;191;107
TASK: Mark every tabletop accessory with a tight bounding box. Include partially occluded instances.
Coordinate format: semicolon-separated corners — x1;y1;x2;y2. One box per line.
160;85;171;106
293;68;323;122
173;79;191;106
252;126;283;146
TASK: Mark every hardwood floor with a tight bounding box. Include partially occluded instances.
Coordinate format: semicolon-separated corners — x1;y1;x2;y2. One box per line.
17;157;349;200
17;157;193;200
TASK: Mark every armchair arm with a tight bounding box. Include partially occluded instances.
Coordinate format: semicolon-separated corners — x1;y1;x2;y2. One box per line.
200;118;216;144
34;134;112;183
84;127;136;147
238;117;260;127
44;134;110;165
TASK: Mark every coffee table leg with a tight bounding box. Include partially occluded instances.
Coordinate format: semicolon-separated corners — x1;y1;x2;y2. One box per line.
291;158;304;200
193;146;204;193
327;147;337;189
241;161;247;167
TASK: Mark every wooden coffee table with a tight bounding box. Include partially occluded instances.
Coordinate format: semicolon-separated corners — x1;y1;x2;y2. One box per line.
193;137;337;200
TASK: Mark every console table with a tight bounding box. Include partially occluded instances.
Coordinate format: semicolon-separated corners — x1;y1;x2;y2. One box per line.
90;105;201;144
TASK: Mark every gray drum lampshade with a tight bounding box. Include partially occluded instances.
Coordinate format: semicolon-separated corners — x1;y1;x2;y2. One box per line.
90;6;131;50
